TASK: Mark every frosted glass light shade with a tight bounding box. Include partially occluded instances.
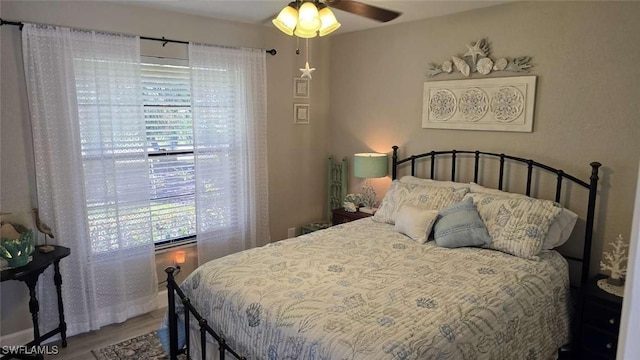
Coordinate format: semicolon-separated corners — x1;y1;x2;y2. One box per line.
318;6;341;36
294;27;318;38
273;1;342;38
354;153;388;178
297;2;321;32
272;4;298;36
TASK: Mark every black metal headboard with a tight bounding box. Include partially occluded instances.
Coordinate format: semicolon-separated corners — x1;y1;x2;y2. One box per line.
391;146;601;289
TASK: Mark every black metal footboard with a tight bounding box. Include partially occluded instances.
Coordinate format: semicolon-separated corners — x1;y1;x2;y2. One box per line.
165;267;246;360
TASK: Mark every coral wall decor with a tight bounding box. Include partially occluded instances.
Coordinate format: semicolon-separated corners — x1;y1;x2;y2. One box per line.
427;38;532;78
422;76;536;132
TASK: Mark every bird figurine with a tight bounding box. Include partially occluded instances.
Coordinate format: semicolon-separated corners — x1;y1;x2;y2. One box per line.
33;208;55;253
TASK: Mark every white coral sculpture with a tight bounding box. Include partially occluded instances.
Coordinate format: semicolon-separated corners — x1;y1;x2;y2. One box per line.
600;234;628;281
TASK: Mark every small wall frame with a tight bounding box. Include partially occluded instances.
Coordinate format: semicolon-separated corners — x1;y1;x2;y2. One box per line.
293;77;310;98
294;104;310;124
422;76;536;132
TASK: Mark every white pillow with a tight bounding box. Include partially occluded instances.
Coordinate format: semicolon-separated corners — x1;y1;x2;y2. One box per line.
400;176;471;189
394;205;439;244
545;209;578;249
469;183;578;249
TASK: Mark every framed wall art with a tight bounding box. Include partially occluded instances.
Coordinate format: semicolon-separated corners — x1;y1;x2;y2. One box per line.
293;77;310;98
294;104;310;124
422;76;536;132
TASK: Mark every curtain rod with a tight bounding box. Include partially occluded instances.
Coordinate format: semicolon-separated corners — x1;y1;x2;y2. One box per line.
0;18;277;56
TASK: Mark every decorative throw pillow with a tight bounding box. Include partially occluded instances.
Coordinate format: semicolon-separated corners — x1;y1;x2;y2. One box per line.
373;181;469;224
399;176;471;190
469;183;578;250
373;180;413;224
433;197;491;248
467;193;563;259
394;205;439;244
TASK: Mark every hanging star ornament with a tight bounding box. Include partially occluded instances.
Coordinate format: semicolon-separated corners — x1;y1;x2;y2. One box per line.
299;62;316;79
464;40;486;63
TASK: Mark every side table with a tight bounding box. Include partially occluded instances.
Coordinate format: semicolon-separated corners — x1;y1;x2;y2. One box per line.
580;274;623;359
1;245;70;360
301;221;331;235
331;208;373;224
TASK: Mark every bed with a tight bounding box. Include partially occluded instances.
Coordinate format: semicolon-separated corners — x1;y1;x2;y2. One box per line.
160;147;601;360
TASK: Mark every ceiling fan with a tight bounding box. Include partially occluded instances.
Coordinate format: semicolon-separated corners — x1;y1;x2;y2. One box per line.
325;0;401;23
272;0;401;38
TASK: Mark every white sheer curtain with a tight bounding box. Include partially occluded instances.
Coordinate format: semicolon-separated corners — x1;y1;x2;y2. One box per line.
189;44;270;264
22;24;157;336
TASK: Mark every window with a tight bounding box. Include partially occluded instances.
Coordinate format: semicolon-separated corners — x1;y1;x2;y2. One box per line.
141;57;195;246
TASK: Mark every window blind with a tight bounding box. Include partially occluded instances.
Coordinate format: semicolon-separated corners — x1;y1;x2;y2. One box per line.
141;57;196;245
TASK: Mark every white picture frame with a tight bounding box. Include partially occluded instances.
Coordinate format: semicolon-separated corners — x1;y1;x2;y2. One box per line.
293;77;310;98
422;76;537;132
294;104;310;124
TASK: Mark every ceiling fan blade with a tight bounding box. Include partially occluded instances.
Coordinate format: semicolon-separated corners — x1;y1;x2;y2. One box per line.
326;0;401;23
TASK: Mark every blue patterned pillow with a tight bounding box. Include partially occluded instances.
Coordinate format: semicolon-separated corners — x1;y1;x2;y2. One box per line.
433;197;491;248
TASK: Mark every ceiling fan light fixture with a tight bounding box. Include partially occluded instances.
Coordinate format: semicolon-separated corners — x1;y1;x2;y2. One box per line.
293;26;318;39
272;3;298;36
296;1;322;33
317;5;341;36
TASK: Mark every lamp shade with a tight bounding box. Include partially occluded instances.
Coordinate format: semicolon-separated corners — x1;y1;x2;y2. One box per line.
293;27;318;38
318;6;341;36
296;2;321;33
354;153;388;178
272;3;298;36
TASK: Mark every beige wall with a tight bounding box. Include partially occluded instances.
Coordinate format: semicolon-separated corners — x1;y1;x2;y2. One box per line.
0;1;329;336
2;0;639;339
329;1;640;276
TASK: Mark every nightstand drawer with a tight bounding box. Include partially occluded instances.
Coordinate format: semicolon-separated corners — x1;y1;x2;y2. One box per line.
583;300;621;333
581;325;618;358
332;213;351;224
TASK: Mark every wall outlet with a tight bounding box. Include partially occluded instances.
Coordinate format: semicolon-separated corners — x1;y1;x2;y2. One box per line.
287;227;296;238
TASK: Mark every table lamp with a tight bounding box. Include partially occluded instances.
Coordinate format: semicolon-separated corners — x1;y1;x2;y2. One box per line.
354;153;388;214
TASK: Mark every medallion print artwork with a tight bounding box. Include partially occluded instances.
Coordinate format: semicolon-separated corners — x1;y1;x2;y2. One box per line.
429;89;456;121
490;86;524;123
458;88;488;122
422;76;536;132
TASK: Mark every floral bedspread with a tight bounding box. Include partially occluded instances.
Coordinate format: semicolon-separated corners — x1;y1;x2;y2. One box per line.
164;218;570;360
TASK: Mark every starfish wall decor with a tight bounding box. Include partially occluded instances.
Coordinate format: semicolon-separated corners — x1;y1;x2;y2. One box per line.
427;38;533;78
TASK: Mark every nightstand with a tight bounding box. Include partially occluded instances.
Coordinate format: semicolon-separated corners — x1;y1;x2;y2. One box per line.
301;221;331;235
331;208;373;224
580;274;623;359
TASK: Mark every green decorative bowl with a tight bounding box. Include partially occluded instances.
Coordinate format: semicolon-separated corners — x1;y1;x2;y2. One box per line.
0;230;35;268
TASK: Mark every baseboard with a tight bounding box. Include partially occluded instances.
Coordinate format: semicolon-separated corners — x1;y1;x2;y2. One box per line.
0;290;169;346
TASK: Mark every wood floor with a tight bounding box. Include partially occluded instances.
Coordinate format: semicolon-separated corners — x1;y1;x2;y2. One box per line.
45;307;166;360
